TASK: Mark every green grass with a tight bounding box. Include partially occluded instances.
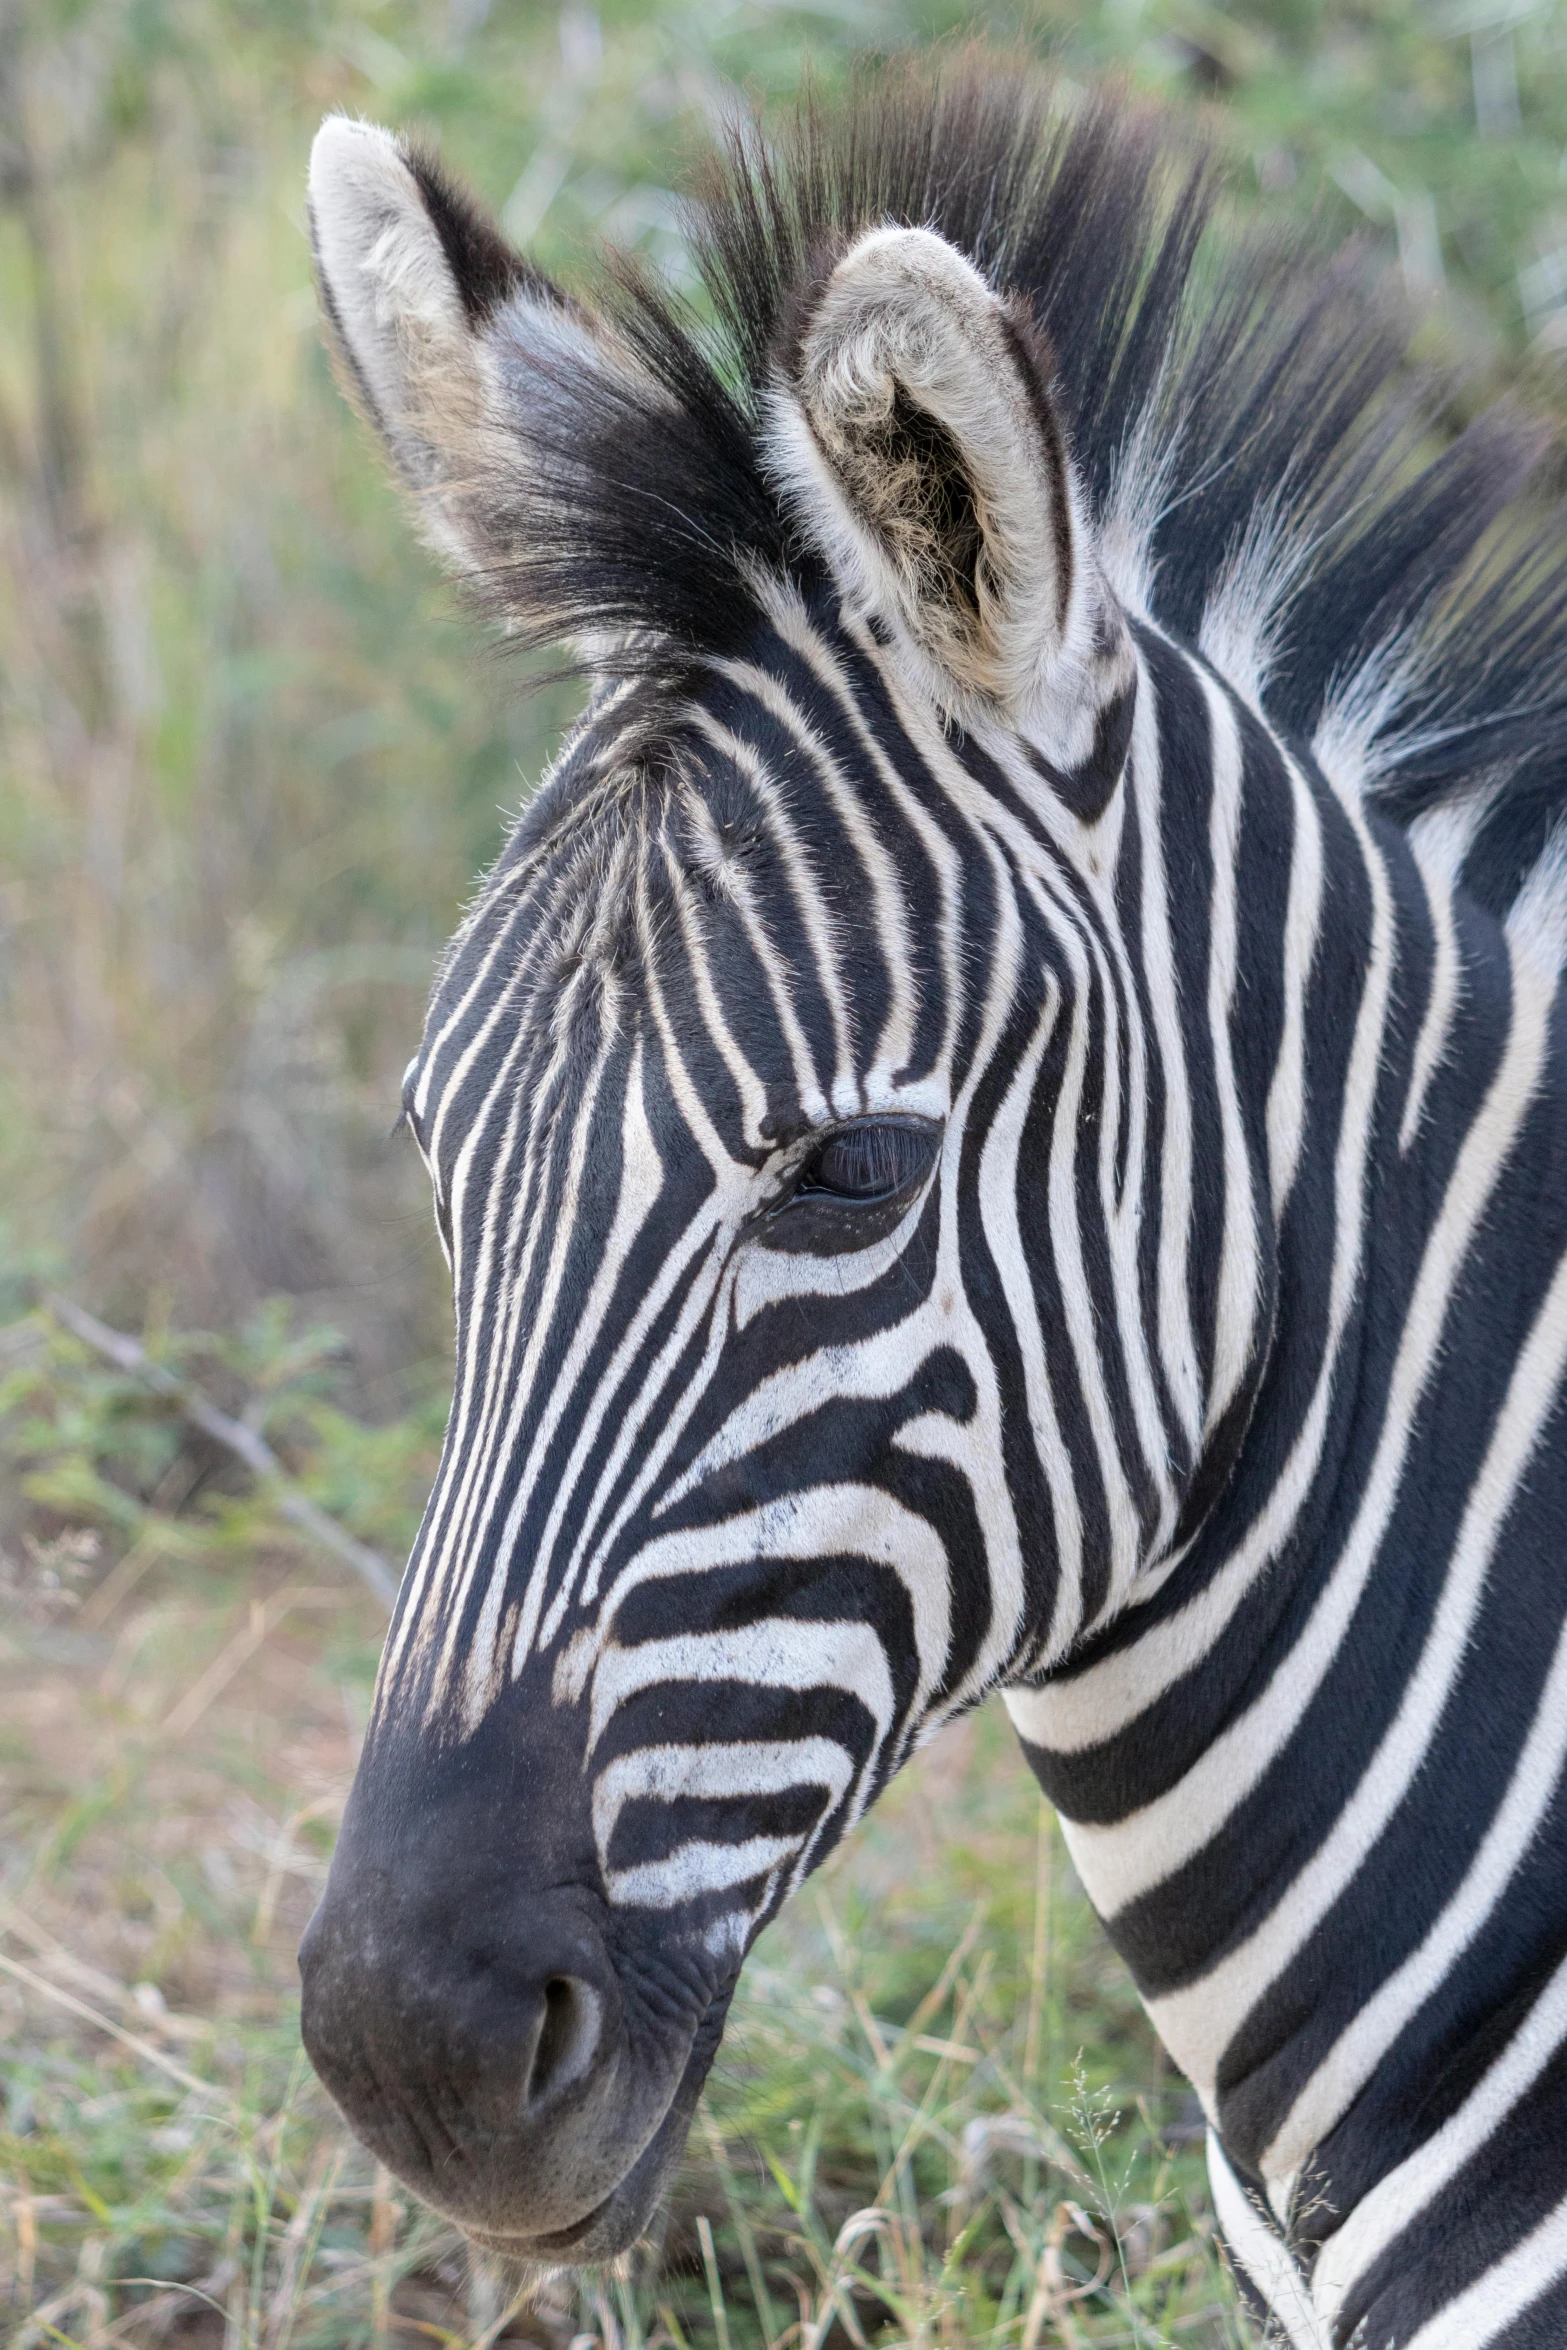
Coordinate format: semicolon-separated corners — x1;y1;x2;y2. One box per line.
0;1306;1245;2348
0;1667;1243;2350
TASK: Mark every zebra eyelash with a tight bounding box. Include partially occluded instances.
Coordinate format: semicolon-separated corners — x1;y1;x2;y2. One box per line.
792;1119;938;1203
751;1116;941;1255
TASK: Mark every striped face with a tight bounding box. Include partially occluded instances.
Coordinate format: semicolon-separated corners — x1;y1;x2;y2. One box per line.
298;134;1234;2257
305;591;1200;2256
383;591;1141;1953
375;566;1286;1962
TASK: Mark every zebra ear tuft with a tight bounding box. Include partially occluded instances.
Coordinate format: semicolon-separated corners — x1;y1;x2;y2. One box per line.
764;225;1131;752
310;121;489;492
306;117;605;588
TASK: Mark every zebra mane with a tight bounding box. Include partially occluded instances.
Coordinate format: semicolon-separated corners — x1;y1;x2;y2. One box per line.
449;50;1567;920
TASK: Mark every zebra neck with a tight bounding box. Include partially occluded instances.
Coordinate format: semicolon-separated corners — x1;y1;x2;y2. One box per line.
1010;722;1567;2336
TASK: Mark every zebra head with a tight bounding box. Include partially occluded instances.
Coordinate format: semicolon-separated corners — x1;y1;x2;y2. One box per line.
298;83;1271;2257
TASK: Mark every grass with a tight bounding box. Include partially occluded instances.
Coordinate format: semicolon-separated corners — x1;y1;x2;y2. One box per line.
0;1305;1247;2349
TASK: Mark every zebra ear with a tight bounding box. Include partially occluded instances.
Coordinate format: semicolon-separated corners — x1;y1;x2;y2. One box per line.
307;117;607;587
766;226;1133;791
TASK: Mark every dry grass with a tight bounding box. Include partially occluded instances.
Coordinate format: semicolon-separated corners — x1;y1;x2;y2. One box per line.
0;1516;1246;2349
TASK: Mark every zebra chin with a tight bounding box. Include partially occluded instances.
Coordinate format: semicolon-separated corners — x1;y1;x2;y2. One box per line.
455;2053;721;2261
299;1894;738;2257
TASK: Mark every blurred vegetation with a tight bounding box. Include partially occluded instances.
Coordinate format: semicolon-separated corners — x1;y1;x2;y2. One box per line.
4;0;1567;2341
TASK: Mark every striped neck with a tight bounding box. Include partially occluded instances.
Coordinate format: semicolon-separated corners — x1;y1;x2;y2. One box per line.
1011;641;1567;2340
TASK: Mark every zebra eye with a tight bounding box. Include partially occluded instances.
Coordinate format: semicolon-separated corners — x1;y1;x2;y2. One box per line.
793;1121;936;1205
757;1118;938;1256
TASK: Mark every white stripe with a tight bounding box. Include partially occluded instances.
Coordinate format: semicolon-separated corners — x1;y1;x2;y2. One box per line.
431;839;594;1199
1037;895;1147;1600
1205;2133;1331;2350
606;1834;802;1910
1095;944;1550;1987
486;1044;694;1669
883;680;1165;1600
1400;798;1485;1154
452;1018;637;1720
1314;1951;1567;2329
588;1619;896;1751
1010;791;1393;1756
773;592;965;1090
417;865;619;1604
663;834;774;1149
684;709;845;1119
540;1230;732;1631
429;946;617;1609
594;1736;856;1868
385;946;598;1693
1265;750;1324;1219
541;856;766;1629
1261;1244;1567;2179
1133;646;1203;1452
1006;837;1176;1585
413;861;547;1133
713;653;919;1089
979;985;1086;1655
726;1175;935;1331
597;1488;951;1722
1399;2186;1567;2350
657;1317;948;1518
1200;677;1260;1433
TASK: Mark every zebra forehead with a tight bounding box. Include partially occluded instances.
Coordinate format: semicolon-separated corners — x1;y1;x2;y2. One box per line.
406;686;858;1133
422;641;893;994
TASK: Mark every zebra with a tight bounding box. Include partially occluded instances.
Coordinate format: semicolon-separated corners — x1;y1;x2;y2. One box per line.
299;55;1567;2346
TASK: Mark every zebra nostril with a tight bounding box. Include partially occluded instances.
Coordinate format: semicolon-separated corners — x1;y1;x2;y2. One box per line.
524;1974;602;2111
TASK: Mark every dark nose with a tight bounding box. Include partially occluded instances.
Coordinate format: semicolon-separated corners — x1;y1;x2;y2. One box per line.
301;1891;611;2124
299;1879;631;2238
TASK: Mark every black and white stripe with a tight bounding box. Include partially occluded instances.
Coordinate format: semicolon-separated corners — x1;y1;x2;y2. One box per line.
301;59;1567;2330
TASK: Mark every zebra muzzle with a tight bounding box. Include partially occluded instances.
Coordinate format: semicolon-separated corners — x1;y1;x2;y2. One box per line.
297;1753;728;2252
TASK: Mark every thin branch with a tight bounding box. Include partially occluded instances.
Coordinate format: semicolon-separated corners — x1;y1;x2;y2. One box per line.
0;1948;232;2106
44;1293;398;1610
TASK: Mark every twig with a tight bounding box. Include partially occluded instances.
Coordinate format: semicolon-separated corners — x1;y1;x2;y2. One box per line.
45;1293;398;1609
78;1523;166;1627
267;2140;345;2350
0;1895;208;2040
700;2099;781;2344
1024;1794;1053;2096
159;1585;338;1739
697;2216;735;2350
0;1948;231;2107
366;2161;399;2350
893;1901;987;2063
251;1792;344;1947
